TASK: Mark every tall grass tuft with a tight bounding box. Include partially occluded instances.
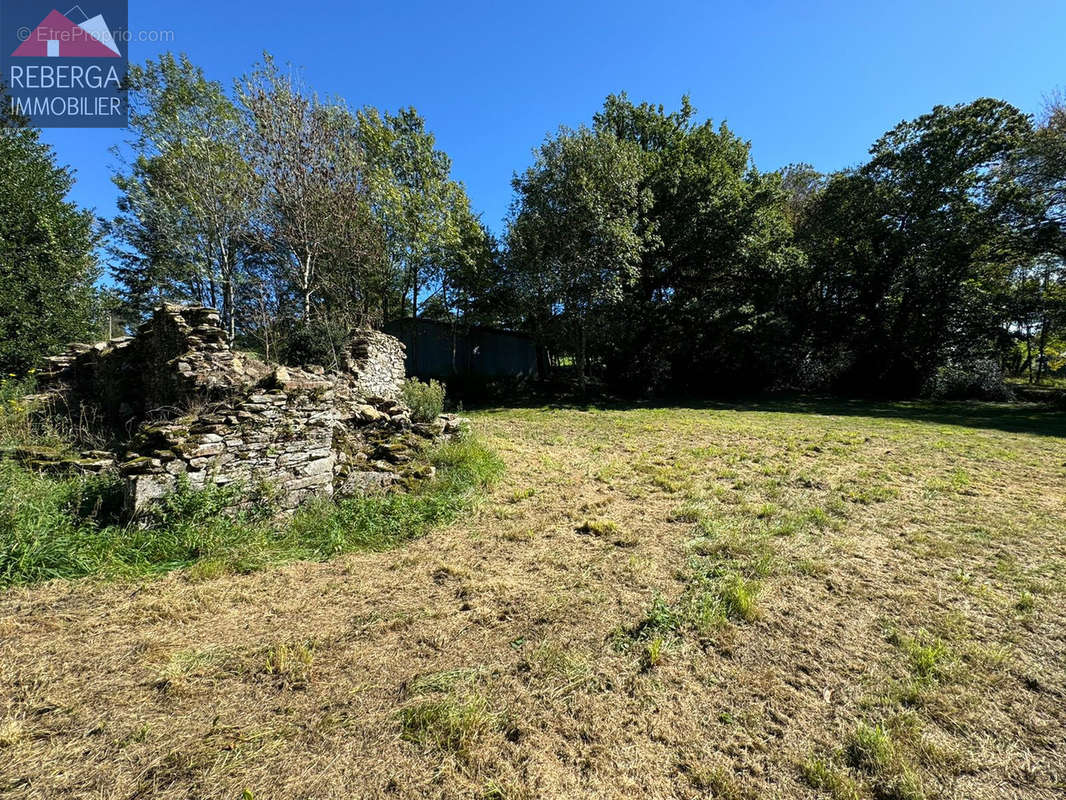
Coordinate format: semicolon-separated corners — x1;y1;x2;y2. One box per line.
287;434;502;554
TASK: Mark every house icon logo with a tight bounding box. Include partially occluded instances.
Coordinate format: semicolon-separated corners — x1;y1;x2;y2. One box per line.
11;5;121;58
2;0;128;127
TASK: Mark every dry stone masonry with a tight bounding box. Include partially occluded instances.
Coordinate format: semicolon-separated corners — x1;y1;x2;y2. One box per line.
30;305;461;513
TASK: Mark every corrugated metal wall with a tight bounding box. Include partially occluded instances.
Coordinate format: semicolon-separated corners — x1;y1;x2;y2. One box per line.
384;319;539;379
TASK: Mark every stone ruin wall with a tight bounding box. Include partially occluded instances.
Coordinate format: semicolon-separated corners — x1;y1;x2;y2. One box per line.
340;330;407;401
33;305;460;513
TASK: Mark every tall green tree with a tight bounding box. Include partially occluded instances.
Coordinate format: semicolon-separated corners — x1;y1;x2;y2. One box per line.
509;123;649;388
357;107;485;323
111;54;260;337
502;96;803;393
0;119;99;372
602;97;800;391
797;98;1032;393
778;162;825;230
1004;91;1066;382
554;95;801;392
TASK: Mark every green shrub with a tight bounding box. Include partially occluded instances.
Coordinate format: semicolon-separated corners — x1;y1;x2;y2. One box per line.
0;373;37;448
925;360;1012;401
274;317;349;369
401;378;446;423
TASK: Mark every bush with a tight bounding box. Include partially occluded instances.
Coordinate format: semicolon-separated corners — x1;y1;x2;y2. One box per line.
0;373;35;447
925;360;1013;401
401;378;446;423
274;317;349;369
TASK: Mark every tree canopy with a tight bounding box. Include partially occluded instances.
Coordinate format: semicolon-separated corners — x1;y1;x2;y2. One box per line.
0;115;99;374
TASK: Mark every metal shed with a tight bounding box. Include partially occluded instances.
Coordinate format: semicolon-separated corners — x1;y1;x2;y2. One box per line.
384;318;539;380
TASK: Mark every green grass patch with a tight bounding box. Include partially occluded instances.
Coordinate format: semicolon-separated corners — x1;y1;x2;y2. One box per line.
805;721;926;800
800;755;861;800
0;434;502;587
629;567;761;644
399;686;504;760
886;628;953;681
846;722;926;800
261;639;316;689
576;518;619;537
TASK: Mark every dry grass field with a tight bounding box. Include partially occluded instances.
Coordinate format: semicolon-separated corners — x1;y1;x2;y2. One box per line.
1;400;1064;799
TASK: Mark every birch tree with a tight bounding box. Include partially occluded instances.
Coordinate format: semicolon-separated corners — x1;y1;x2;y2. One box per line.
357;107;481;321
239;56;381;324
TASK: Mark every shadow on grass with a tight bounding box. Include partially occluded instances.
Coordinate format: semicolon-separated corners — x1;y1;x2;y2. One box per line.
470;395;1066;439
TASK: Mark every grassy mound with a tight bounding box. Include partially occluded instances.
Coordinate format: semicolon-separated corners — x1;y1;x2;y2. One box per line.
0;435;502;586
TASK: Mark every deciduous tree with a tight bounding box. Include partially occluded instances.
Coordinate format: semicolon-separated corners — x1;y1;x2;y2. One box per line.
112;54;260;338
0;118;99;372
508;124;649;388
239;56;383;327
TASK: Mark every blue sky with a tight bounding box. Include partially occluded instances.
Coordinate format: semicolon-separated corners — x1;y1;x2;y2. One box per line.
37;0;1066;240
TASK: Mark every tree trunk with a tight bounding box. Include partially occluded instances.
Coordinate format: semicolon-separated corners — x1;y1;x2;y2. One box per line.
1025;324;1034;384
223;279;235;341
302;248;313;321
446;283;458;375
577;321;587;395
1037;316;1049;384
412;272;419;319
410;267;419;374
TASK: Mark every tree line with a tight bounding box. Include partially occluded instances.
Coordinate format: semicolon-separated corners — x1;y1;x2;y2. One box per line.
500;94;1066;397
108;54;491;366
1;53;1064;398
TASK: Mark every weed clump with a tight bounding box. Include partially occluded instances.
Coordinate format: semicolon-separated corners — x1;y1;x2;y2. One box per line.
804;720;927;800
576;518;618;536
717;573;760;622
886;628;953;682
846;722;895;773
400;695;500;758
262;640;315;688
401;378;446;423
629;567;761;645
800;755;861;800
399;668;507;761
844;723;926;800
